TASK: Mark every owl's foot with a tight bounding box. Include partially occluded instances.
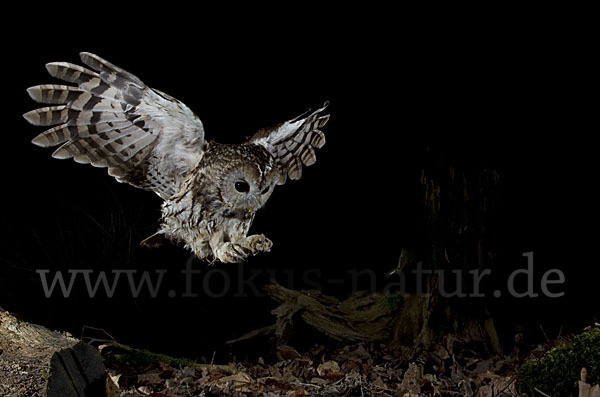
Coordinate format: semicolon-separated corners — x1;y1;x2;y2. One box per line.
212;235;272;263
214;242;250;263
240;234;273;254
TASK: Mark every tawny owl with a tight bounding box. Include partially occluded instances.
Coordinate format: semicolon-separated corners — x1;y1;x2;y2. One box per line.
23;52;329;263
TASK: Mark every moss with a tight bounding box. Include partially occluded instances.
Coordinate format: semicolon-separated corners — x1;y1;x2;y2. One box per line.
384;293;403;312
120;347;198;368
517;328;600;397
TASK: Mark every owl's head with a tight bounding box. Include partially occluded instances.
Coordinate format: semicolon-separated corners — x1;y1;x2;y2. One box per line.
212;144;279;215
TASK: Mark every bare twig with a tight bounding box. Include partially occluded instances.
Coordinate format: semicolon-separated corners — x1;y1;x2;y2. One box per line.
289;381;322;389
534;387;552;397
539;324;550;343
81;325;116;343
496;375;517;396
359;375;364;397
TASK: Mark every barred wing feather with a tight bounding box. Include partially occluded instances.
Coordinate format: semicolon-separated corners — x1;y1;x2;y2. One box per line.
23;52;205;199
249;102;329;185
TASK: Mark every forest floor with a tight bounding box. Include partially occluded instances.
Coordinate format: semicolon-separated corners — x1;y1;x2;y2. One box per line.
101;336;524;396
2;306;596;396
0;308;78;396
0;306;520;396
0;304;525;396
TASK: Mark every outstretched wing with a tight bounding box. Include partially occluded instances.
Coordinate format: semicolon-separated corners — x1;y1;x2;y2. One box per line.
23;52;205;200
248;102;329;185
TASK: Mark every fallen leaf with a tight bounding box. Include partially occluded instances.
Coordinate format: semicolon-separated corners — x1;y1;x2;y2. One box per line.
106;373;121;397
137;372;163;385
136;385;152;395
317;361;340;376
341;359;361;373
211;371;254;392
286;387;308;396
277;345;302;360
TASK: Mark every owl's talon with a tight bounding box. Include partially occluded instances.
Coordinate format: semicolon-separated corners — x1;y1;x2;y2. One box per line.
232;243;250;256
242;234;273;253
256;236;273;252
215;242;249;263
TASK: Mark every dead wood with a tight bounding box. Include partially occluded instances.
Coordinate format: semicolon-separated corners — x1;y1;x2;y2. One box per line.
229;282;394;345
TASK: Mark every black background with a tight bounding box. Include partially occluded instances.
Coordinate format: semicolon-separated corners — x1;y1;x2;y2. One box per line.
0;15;597;360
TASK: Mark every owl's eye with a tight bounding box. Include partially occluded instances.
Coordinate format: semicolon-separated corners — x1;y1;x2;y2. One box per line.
234;181;250;193
261;187;270;195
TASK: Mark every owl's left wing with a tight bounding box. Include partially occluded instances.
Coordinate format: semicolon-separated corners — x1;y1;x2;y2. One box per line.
23;52;205;200
248;102;330;185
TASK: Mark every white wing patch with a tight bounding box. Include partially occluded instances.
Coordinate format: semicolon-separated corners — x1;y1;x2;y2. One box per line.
249;102;329;184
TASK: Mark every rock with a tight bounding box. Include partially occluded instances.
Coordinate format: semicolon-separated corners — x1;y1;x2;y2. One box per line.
46;341;106;397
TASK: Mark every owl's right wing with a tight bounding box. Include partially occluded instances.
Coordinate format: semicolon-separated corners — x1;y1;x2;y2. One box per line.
24;52;205;200
248;102;330;185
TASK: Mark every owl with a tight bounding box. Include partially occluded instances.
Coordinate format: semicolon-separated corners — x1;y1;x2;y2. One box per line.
23;52;329;263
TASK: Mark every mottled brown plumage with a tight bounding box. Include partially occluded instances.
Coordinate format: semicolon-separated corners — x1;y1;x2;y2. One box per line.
24;52;329;263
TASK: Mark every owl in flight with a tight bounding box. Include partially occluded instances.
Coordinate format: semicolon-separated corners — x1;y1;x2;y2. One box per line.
24;52;329;263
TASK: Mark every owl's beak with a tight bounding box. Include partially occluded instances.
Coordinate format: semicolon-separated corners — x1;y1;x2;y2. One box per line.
247;198;261;213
